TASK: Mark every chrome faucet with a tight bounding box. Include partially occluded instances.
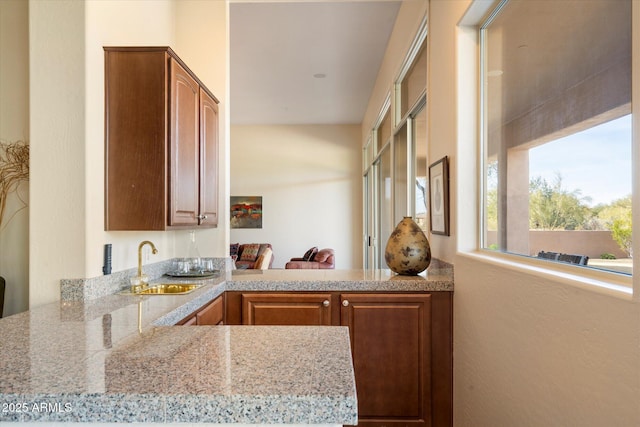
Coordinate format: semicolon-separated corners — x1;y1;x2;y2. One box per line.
131;240;158;293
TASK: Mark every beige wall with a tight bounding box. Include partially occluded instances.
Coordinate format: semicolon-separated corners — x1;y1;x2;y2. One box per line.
0;0;29;316
230;124;362;268
454;254;639;426
28;0;229;309
427;0;460;263
30;0;87;307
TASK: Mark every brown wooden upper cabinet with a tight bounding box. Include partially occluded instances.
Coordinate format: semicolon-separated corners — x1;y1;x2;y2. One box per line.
104;46;219;230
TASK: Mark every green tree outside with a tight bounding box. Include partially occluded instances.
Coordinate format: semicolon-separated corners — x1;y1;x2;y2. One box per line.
597;196;632;257
529;174;591;231
485;173;632;257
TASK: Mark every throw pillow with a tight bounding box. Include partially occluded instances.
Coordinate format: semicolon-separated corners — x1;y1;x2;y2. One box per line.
230;243;240;257
255;247;273;270
314;249;330;263
303;246;318;261
240;244;261;261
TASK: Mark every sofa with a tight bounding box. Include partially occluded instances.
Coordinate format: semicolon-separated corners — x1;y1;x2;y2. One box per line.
231;243;274;269
285;248;335;269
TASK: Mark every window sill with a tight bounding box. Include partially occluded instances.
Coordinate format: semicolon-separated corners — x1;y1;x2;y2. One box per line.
458;250;634;301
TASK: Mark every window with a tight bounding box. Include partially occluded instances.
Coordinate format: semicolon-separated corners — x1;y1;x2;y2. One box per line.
377;109;391;153
481;0;633;276
395;22;427;230
363;18;428;270
413;106;427;230
398;42;426;120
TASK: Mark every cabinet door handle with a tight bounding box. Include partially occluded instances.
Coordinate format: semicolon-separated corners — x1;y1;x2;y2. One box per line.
197;214;208;220
323;300;330;307
342;300;349;307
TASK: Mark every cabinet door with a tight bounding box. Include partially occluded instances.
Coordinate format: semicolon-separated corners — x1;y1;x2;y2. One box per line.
169;58;200;226
197;294;224;325
241;293;332;325
341;293;433;427
104;49;168;231
199;88;219;227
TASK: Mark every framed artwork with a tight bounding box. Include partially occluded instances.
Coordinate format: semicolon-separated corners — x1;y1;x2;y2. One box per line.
428;156;449;236
230;196;263;229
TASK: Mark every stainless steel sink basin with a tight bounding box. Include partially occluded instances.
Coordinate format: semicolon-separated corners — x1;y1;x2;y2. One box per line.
137;283;200;295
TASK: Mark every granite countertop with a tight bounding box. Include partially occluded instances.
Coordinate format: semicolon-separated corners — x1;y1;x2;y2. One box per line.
0;265;453;424
226;264;454;293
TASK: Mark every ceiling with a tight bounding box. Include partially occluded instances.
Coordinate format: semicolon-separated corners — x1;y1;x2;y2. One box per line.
229;1;402;125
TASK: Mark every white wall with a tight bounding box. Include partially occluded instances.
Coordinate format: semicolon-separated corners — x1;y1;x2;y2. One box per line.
425;0;640;425
230;125;362;269
0;0;29;316
28;0;229;308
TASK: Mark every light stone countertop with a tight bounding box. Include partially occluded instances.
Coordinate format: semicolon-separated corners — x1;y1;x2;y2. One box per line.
225;264;454;293
0;265;453;424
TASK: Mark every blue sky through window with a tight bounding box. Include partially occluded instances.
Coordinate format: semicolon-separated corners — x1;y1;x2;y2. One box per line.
528;115;632;207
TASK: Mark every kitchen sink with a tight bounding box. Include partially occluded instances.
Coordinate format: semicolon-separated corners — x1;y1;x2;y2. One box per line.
137;283;200;295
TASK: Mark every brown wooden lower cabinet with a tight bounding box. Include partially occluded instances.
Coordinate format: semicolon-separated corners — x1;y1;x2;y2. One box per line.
341;293;452;427
225;290;452;427
196;294;224;325
177;294;224;325
180;315;198;326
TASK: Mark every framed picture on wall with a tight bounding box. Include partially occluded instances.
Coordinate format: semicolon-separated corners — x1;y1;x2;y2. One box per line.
230;196;263;229
429;156;449;236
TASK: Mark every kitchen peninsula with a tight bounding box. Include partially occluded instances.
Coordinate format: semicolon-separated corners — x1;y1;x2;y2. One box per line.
0;264;453;425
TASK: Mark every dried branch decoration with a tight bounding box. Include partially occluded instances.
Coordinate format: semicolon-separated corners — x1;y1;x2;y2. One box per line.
0;140;29;229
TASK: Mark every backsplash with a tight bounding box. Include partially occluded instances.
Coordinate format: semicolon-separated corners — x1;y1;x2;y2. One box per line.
60;257;232;301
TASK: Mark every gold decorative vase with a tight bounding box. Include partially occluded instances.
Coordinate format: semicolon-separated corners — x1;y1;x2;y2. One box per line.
385;217;431;275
